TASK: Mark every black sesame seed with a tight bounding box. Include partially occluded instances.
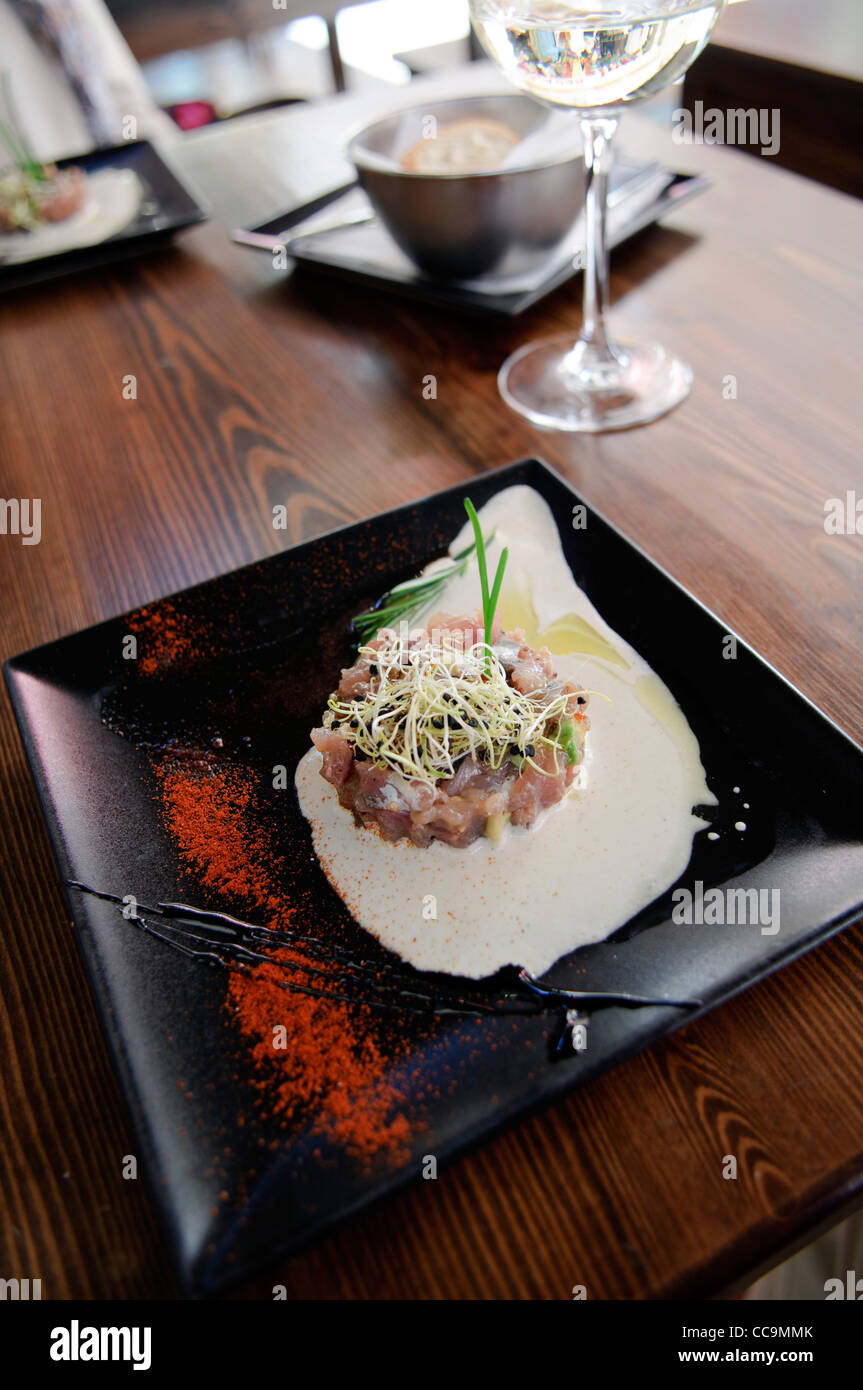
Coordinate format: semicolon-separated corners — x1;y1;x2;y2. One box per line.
525;744;536;757
350;718;359;728
468;717;479;728
509;743;520;756
432;717;444;729
369;664;378;676
577;696;586;705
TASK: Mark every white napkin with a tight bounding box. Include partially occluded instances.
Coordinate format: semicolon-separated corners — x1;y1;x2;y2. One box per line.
499;110;583;169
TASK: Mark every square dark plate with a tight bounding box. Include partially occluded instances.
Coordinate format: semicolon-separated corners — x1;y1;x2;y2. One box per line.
6;458;863;1295
232;163;708;317
0;140;207;293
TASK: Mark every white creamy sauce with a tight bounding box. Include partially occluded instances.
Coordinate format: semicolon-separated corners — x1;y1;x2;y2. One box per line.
296;485;714;980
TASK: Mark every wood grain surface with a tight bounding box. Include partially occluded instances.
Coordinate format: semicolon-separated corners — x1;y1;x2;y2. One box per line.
712;0;863;84
1;76;862;1300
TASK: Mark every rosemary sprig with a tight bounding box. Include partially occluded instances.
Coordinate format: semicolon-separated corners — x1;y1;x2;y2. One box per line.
352;530;490;644
351;497;507;662
464;498;508;675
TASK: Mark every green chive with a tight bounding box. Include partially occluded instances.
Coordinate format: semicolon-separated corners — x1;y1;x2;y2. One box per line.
464;498;508;675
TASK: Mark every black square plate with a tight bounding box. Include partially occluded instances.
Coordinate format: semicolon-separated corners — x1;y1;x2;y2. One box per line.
232;163;708;317
0;140;207;293
6;458;863;1294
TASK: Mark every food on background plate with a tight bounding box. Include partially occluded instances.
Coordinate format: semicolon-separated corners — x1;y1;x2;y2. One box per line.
0;162;143;266
401;117;520;174
297;486;715;980
0;162;86;233
0;77;142;264
0;85;86;233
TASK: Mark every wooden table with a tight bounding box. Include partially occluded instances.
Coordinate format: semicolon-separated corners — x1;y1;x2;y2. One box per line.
1;67;862;1302
713;0;863;84
686;0;863;198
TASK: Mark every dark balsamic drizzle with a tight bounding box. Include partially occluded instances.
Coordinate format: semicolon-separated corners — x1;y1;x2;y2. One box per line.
67;882;703;1038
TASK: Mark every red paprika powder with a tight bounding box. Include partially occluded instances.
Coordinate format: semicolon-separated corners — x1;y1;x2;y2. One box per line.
155;758;414;1166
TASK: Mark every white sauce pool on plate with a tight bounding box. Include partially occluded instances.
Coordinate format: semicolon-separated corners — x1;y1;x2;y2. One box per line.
296;485;715;980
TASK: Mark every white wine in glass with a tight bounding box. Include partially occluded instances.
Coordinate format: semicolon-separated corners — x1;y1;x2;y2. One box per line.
470;0;726;431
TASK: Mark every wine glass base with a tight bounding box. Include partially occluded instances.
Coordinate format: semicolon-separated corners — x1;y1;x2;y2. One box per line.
498;333;693;433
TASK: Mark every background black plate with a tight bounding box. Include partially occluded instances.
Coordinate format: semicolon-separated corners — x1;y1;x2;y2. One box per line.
5;458;863;1294
233;166;708;317
0;141;207;293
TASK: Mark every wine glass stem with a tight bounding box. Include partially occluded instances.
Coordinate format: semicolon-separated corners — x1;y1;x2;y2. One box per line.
579;116;619;357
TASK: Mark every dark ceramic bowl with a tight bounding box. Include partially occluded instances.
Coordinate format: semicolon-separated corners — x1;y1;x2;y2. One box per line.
347;94;584;280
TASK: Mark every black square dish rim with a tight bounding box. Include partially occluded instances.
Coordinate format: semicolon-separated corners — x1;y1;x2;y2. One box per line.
5;456;863;1297
7;454;857;756
233;169;710;317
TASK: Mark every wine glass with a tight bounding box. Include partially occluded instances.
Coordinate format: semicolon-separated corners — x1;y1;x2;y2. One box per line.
469;0;726;431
